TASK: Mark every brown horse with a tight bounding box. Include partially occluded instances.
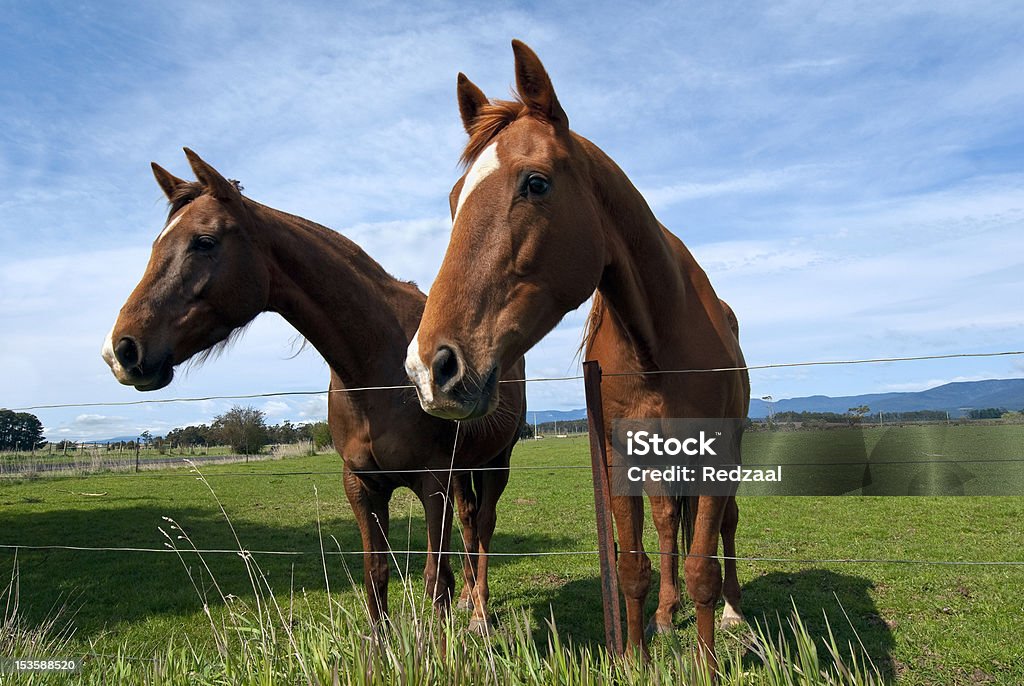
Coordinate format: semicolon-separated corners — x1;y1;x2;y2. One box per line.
405;42;749;668
101;149;525;632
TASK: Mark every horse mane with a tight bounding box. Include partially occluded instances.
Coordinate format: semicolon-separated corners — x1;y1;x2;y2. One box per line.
575;291;605;362
460;97;529;167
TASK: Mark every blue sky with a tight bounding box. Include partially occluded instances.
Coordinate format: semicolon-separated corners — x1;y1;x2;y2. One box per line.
2;1;1022;440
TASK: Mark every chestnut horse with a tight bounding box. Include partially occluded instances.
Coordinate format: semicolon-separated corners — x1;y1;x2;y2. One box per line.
102;149;525;632
405;43;749;667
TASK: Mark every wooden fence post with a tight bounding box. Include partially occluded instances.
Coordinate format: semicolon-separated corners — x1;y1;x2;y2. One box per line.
583;360;623;657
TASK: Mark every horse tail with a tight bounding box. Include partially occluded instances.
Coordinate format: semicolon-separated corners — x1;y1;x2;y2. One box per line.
681;496;694;556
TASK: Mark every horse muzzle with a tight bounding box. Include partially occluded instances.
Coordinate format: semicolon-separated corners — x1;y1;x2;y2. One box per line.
405;339;500;420
102;333;174;391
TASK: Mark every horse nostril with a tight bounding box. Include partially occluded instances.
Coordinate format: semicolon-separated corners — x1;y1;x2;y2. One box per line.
431;345;463;390
114;336;140;369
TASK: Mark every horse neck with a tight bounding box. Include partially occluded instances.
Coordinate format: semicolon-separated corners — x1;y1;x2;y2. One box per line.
581;138;733;372
245;200;423;388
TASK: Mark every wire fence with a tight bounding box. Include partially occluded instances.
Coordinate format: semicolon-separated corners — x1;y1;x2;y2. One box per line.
4;456;1024;481
10;349;1024;412
1;543;1022;567
3;349;1024;573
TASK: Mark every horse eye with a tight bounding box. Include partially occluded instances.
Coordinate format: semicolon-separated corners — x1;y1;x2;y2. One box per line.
192;235;217;252
526;174;550;196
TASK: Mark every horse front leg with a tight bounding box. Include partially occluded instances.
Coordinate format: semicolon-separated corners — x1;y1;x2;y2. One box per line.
342;465;392;625
610;491;652;656
684;494;727;676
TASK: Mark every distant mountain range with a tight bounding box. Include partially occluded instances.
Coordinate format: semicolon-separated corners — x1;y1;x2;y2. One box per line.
525;379;1024;424
747;378;1024;419
90;435;145;444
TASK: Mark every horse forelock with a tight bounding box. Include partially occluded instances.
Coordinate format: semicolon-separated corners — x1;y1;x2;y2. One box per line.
166;182;205;219
165;179;245;221
460;97;529;168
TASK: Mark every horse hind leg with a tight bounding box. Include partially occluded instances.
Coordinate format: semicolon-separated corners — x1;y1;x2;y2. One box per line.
419;483;456;613
452;474;479;612
720;496;745;629
467;449;511;635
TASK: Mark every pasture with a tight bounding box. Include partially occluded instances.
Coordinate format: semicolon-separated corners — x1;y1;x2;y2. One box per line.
1;427;1023;684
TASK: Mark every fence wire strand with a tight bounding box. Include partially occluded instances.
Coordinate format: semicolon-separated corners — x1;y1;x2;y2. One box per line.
10;349;1024;411
1;542;1021;567
4;455;1024;480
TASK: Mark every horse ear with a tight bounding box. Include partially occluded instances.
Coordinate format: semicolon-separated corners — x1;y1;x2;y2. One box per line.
151;162;187;201
457;72;488;134
511;39;568;128
183;148;240;201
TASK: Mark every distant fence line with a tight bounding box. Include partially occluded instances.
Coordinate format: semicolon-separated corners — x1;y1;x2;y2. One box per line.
0;451;293;478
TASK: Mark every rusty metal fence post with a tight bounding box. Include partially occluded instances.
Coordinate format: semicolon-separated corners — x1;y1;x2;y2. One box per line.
583;360;623;657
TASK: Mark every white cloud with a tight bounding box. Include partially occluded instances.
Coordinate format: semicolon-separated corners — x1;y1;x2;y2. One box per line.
641;166;829;210
690;239;827;276
261;401;292;417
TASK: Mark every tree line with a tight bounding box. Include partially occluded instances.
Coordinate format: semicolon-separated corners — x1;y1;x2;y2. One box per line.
0;405;334;456
0;409;45;450
164;406;332;455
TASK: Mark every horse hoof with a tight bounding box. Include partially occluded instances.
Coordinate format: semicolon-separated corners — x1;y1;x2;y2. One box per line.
456;597;474;612
645;618;675;638
468;617;493;635
720;612;746;630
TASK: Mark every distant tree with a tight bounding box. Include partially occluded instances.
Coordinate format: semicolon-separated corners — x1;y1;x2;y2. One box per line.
166;424;211;448
519;422;534;439
847;405;870;425
773;411;849;423
968;408;1006;420
309;421;333;450
294;422;315;442
269;420;299;445
0;409;46;450
211;406;269;455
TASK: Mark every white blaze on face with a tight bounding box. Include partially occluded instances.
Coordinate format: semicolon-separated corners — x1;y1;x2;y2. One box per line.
404;331;434;404
453;142;501;225
157;207;188;243
101;324;123;375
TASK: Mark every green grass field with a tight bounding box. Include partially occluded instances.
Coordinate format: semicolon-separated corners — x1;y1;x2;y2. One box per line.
1;428;1022;684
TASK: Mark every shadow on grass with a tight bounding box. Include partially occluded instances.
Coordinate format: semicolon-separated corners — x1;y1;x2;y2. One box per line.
0;503;574;640
741;569;895;682
528;568;894;682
